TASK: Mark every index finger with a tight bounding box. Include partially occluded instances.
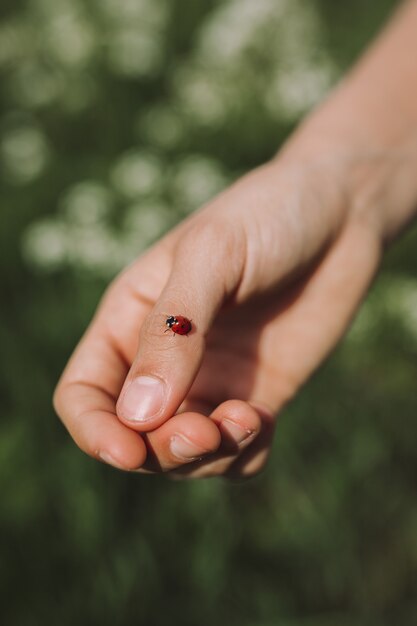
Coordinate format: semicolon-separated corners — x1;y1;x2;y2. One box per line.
53;277;155;469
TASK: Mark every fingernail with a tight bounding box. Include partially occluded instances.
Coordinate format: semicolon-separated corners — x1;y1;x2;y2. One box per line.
99;451;127;471
222;420;254;445
118;376;166;422
170;434;207;461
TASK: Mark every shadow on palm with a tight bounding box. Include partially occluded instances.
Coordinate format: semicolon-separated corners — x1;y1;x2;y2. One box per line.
156;276;311;477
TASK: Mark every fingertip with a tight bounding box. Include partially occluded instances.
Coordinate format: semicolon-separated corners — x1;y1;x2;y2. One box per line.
145;412;221;471
116;374;169;432
97;436;147;471
210;400;262;449
76;410;148;471
173;412;222;452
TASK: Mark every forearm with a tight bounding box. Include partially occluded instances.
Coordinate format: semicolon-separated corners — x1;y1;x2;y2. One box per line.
281;0;417;244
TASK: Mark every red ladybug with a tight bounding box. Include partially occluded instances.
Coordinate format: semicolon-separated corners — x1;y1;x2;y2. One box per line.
165;315;192;336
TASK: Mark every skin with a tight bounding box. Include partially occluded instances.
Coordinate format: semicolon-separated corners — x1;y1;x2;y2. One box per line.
54;0;417;478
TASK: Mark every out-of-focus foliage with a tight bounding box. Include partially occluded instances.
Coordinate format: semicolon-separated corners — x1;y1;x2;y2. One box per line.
1;0;417;624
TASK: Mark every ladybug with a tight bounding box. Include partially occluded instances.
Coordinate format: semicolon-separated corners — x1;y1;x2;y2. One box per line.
165;315;192;336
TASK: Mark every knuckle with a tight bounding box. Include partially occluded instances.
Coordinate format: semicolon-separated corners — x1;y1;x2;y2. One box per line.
179;217;246;274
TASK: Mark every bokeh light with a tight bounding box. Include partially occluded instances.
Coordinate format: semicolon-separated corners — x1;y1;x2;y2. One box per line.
1;119;49;184
111;150;164;199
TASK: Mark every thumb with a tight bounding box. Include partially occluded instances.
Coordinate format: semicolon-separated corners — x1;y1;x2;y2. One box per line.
116;220;245;431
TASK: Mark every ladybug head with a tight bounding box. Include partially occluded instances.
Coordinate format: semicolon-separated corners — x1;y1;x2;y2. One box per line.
165;315;176;328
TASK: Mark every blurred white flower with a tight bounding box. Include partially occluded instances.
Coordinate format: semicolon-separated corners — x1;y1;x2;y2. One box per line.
385;276;417;342
32;0;74;19
266;61;335;121
23;217;126;277
348;275;417;346
111;150;163;198
0;21;26;69
60;181;113;225
107;29;163;77
98;0;169;28
67;223;121;274
1;123;49;184
123;202;170;241
45;12;96;67
171;156;228;210
173;0;335;127
173;69;233;126
22;219;68;270
198;0;287;65
138;105;184;149
10;62;62;108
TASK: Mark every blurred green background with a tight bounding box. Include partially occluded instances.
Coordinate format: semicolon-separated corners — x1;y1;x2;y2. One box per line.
1;0;417;624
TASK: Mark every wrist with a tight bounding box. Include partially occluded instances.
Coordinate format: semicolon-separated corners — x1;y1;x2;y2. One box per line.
279;118;417;248
348;144;417;245
278;0;417;247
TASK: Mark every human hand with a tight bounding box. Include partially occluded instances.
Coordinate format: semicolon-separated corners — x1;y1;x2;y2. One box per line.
53;147;382;478
54;0;417;478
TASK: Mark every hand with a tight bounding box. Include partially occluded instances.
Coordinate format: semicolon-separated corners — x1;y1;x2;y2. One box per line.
53;151;382;478
55;0;417;478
